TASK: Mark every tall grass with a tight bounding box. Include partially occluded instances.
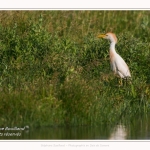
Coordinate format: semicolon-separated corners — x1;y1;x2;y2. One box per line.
0;11;150;127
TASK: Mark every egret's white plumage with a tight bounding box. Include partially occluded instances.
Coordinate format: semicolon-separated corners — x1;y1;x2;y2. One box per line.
97;32;131;79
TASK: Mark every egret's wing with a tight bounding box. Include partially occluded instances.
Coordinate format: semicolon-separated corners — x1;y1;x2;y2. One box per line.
115;54;131;77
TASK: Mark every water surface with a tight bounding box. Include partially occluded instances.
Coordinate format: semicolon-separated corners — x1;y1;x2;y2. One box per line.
0;114;150;140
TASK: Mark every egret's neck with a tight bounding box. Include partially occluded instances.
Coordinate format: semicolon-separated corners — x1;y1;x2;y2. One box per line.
109;42;116;53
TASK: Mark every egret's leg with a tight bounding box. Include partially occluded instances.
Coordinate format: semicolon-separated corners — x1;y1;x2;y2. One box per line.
119;78;123;86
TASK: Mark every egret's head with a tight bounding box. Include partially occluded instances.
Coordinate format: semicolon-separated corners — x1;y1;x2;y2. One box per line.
97;32;117;43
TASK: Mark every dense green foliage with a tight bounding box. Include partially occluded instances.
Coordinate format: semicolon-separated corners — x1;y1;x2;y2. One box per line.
0;11;150;127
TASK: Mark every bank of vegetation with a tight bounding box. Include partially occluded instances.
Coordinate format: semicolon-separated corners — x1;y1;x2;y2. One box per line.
0;11;150;127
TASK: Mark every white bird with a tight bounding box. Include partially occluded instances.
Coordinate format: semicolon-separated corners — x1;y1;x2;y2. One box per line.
97;32;131;82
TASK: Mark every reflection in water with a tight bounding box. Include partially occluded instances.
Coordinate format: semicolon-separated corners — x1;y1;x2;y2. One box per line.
109;124;127;140
0;114;150;139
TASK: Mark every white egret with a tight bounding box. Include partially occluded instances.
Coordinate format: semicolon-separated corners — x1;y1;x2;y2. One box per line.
97;32;131;84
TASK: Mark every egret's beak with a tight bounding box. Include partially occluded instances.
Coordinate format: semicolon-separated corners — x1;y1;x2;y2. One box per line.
97;34;106;38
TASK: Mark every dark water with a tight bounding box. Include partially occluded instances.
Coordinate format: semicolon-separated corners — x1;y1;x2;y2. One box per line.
0;114;150;140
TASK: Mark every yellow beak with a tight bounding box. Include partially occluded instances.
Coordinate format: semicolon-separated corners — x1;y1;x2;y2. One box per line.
97;34;106;38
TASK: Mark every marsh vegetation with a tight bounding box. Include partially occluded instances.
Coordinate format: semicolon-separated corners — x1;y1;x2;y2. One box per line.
0;11;150;128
